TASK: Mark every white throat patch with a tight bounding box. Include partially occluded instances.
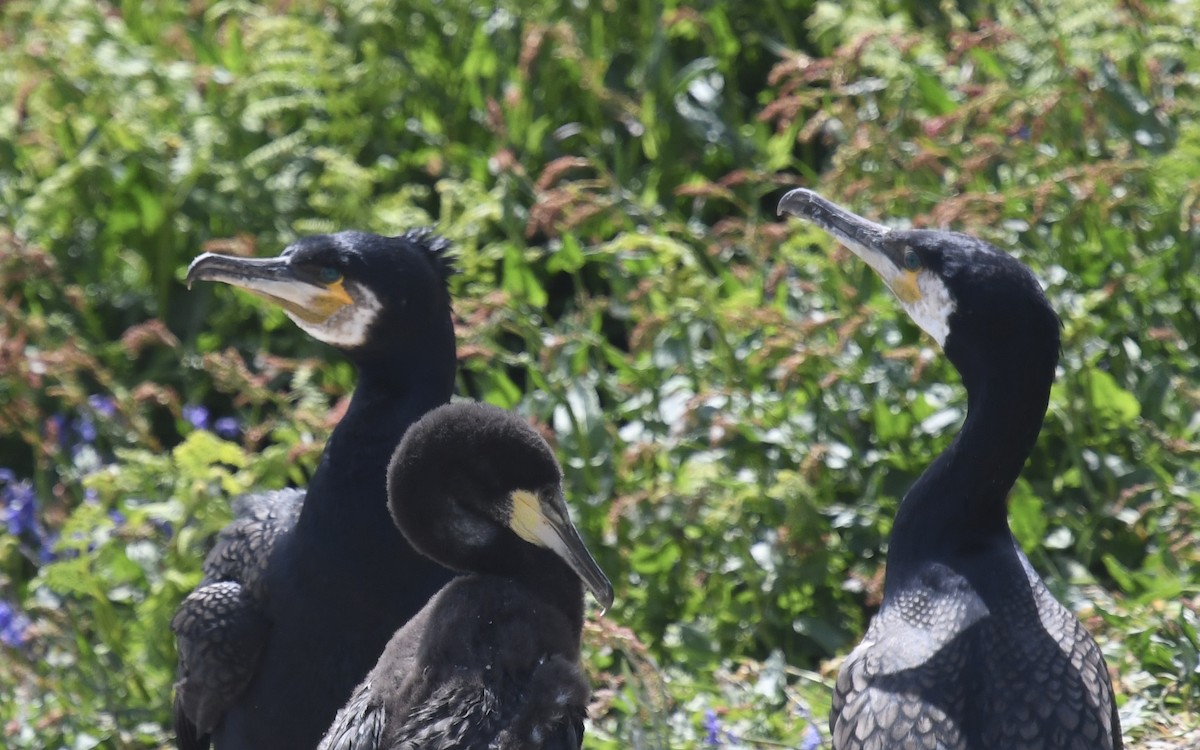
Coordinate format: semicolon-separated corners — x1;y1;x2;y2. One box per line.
903;273;955;347
288;281;383;349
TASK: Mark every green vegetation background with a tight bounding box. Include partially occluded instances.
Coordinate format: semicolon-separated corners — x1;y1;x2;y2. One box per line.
1;0;1198;747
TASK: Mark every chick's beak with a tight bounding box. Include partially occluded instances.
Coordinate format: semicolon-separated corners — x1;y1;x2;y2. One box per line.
509;489;615;611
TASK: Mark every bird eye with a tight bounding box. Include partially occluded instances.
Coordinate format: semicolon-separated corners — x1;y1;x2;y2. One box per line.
902;249;921;271
318;267;342;284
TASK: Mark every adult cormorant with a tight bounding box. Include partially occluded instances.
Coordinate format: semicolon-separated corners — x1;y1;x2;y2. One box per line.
778;189;1122;750
317;401;614;750
173;230;458;750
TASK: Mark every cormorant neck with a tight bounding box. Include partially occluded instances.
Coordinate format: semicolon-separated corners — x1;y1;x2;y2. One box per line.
296;329;456;536
348;311;458;408
883;342;1054;598
493;542;587;635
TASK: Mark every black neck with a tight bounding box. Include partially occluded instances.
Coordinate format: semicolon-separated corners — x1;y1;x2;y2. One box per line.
882;345;1053;598
467;540;586;636
513;544;587;634
296;336;456;539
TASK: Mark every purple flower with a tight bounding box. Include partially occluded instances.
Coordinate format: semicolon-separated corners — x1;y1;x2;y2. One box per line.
47;413;68;448
75;414;97;444
0;600;31;649
792;702;823;750
703;709;723;746
88;394;117;417
183;404;210;431
39;531;59;564
1;473;54;563
151;517;174;539
214;416;240;439
108;509;126;527
2;478;37;537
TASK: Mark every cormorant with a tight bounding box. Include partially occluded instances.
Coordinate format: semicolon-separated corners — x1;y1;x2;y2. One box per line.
317;401;614;750
172;230;458;750
778;189;1122;750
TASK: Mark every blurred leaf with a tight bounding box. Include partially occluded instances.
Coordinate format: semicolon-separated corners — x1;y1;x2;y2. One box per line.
1009;481;1047;552
1086;369;1141;428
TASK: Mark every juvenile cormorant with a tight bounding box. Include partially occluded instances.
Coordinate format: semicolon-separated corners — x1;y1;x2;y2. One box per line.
778;189;1122;750
172;230;458;750
317;401;614;750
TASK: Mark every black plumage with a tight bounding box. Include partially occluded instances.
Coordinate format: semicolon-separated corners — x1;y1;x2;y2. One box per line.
318;401;614;750
779;189;1122;750
172;230;458;750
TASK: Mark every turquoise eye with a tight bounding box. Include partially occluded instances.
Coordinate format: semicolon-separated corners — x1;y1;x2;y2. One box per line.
318;267;341;283
902;249;921;271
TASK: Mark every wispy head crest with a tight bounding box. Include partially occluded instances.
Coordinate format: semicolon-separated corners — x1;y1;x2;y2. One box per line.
398;228;457;282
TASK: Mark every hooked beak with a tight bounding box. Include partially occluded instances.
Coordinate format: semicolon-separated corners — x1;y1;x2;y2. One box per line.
509;489;615;612
185;253;352;324
777;188;920;303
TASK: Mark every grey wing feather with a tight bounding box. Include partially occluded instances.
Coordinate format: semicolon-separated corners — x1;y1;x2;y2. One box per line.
199;489;304;594
386;657;588;750
319;681;387;750
832;599;973;750
172;489;304;748
172;581;270;737
390;677;504;750
973;579;1122;749
831;562;1121;750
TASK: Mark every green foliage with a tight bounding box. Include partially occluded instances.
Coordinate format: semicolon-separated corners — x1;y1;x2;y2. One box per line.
2;0;1199;747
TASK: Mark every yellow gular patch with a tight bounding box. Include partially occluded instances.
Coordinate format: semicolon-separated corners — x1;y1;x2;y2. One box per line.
509;489;552;548
891;270;923;304
247;280;353;324
307;279;354;320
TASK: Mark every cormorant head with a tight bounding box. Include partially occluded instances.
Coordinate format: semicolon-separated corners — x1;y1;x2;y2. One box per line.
777;189;1060;384
387;402;614;611
186;230;455;361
